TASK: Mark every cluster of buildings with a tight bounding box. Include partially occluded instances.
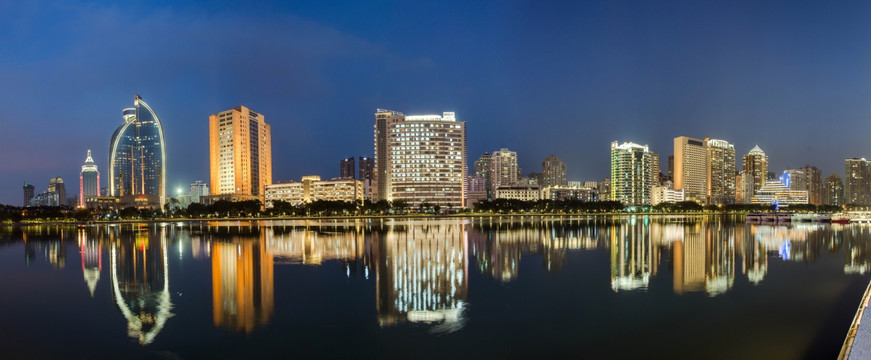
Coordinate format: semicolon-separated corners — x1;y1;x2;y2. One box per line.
18;97;871;212
609;136;850;207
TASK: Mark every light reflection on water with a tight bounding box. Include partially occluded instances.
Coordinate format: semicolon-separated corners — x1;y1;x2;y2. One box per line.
1;216;870;358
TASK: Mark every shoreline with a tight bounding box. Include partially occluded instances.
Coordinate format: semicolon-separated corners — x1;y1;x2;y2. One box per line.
3;212;748;227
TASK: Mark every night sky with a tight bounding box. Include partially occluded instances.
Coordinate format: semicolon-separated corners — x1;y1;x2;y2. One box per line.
3;1;871;206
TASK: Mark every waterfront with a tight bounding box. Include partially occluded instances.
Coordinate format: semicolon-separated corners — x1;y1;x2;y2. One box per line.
1;216;869;359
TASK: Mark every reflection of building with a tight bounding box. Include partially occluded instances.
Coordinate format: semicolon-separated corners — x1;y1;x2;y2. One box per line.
374;224;467;331
610;141;654;205
211;235;274;333
209;105;272;199
674;223;705;294
373;109;466;208
738;225;766;285
610;220;652;291
110;227;172;345
109;95;167;208
705;223;735;296
78;229;102;297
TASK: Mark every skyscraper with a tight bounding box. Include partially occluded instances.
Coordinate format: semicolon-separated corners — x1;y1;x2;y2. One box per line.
650;152;661;187
541;155;567;188
209;105;272;199
743;145;768;194
825;173;844;206
705;138;736;205
491;148;520;189
48;177;65;206
845;158;871;205
109;95;167;207
340;157;356;179
79;149;100;208
473;153;493;200
673;136;706;202
372;109;466;208
23;183;34;207
610;141;653;205
796;165;823;206
358;157;374;182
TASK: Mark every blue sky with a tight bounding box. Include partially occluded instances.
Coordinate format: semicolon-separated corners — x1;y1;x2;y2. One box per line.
2;1;871;205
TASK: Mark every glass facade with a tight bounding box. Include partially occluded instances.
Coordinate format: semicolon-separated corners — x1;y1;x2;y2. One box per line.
109;95;167;206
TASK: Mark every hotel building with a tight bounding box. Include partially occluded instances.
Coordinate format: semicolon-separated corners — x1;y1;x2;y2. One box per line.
209;105;272;201
610;141;654;205
264;176;364;206
674;136;706;203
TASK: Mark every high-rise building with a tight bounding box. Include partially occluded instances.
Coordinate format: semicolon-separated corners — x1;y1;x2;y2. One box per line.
109;95;167;207
650;152;660;186
79;149;100;208
23;183;34;207
372;109;466;208
190;181;209;204
667;155;674;180
610;141;653;205
209;105;272;199
473;153;493;200
705;138;736;205
541;155;567;188
359;156;374;200
736;172;753;204
743;145;768;194
845;158;871;205
491;148;520;189
825;173;844;206
340;157;356;179
789;165;822;205
48;177;65;206
673;136;706;202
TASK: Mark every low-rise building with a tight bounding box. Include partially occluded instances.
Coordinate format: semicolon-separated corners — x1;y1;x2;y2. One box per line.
750;180;808;206
651;185;685;205
495;185;541;201
265;176;363;206
541;185;598;202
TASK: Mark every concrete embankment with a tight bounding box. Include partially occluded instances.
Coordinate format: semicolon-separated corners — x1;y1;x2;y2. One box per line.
840;280;871;359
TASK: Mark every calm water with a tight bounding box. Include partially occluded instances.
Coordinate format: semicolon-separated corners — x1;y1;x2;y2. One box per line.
1;216;869;359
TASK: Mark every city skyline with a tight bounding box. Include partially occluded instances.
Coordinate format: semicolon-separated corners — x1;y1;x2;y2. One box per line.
5;1;871;205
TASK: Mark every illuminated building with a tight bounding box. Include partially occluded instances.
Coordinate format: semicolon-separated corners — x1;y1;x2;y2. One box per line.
651;183;685;205
374;224;467;330
491;148;520;189
783;166;822;205
845;158;871;205
209;105;272;200
79;149;100;208
610;141;654;205
109;95;167;208
742;145;768;193
750;180;809;206
190;180;209;204
674;136;706;202
494;185;541;201
650;152;660;186
30;177;65;207
542;185;598;202
264;176;364;206
464;175;488;208
358;156;374;199
211;235;274;333
23;182;34;207
825;173;844;206
541;155;567;187
340;157;355;179
735;171;753;204
373;109;466;208
598;179;610;200
473;153;493;200
110;227;172;345
705;138;736;205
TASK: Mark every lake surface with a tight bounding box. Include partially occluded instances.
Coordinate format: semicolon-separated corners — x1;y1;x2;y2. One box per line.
1;216;869;359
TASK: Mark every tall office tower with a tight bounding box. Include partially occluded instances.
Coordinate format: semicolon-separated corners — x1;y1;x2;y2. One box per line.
209;105;272;198
705;139;736;205
373;109;406;201
650;152;660;186
610;141;653;205
473;153;493;199
735;172;754;204
79;149;100;207
23;183;34;207
48;177;66;206
674;136;707;202
358;157;374;182
825;173;844;206
667;155;674;180
845;158;871;205
541;155;567;187
340;157;356;179
190;181;209;204
491;148;520;189
373;109;466;208
798;165;823;205
109;95;167;207
742;145;768;194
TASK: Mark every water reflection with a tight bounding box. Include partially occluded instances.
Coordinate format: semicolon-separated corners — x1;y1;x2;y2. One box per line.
209;231;274;333
78;228;102;297
109;225;173;345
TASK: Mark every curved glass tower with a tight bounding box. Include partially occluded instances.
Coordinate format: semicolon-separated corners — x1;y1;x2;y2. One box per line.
109;95;167;207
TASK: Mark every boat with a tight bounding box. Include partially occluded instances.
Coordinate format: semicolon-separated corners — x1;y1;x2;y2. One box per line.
832;213;850;224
